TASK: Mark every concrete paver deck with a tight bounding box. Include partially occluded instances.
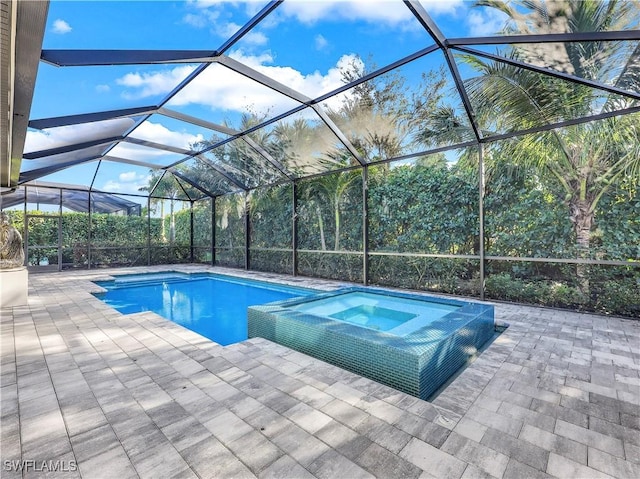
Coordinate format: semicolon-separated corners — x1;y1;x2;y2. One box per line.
1;265;638;478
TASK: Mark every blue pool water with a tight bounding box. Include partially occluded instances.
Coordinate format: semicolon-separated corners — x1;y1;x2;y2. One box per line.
94;273;315;345
330;305;416;331
292;291;460;336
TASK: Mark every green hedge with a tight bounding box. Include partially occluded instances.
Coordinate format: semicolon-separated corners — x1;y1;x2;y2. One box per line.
4;165;638;319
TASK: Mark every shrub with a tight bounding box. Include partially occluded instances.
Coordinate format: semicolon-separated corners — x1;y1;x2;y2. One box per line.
486;272;638;317
593;278;640;317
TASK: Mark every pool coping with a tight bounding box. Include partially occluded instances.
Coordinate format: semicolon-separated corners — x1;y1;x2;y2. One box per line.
89;269;321;296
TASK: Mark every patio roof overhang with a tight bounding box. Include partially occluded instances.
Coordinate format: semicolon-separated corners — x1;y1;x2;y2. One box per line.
1;0;49;190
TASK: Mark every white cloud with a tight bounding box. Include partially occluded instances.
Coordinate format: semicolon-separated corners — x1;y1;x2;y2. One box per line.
102;124;203;172
182;2;222;28
182;2;267;45
118;171;141;182
116;52;361;118
243;1;266;17
52;19;72;34
420;0;464;16
188;0;228;8
466;8;508;36
216;21;241;38
187;0;263;17
279;0;416;27
116;66;196;99
242;30;268;46
128;121;204;150
215;21;268;45
229;49;355;100
315;34;328;51
182;13;210;28
101;171;151;194
24;118;136;153
183;0;432;45
166;61;300;115
96;84;110;93
279;0;334;24
107;142;175;162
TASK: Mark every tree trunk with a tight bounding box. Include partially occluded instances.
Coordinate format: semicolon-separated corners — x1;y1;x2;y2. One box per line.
334;195;340;252
160;201;166;242
569;197;593;298
170;200;175;244
316;204;326;250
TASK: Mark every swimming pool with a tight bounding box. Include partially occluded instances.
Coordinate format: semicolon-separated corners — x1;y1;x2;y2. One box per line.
94;272;496;400
248;287;495;400
93;272;315;345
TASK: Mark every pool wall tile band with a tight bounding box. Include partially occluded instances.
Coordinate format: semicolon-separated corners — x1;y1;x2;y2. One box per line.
248;287;495;400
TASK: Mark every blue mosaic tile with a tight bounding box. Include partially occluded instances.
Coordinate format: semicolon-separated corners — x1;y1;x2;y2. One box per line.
248;287;495;400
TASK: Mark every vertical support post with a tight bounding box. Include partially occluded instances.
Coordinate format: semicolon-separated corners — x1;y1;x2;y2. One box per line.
87;191;92;269
23;187;27;266
292;181;298;277
362;165;369;285
57;190;62;271
190;200;194;263
57;215;62;271
244;192;250;270
211;197;216;266
147;197;151;266
478;143;486;300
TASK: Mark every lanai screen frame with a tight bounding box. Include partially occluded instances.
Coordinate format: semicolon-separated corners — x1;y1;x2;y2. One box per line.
6;0;640;303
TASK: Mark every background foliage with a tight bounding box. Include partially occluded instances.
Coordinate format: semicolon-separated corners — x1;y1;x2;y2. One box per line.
7;159;639;318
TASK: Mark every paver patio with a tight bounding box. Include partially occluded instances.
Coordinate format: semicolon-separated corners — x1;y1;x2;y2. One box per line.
1;265;639;478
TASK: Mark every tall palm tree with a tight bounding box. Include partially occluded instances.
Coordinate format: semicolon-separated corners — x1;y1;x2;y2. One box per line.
140;170;185;244
427;0;640;294
302;169;361;252
270;117;352;251
139;170;166;241
271;115;353;177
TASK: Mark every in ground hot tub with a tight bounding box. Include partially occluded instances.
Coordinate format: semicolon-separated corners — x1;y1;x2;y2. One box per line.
248;287;495;400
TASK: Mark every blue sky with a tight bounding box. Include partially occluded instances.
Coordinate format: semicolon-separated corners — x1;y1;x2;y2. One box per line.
24;0;508;201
